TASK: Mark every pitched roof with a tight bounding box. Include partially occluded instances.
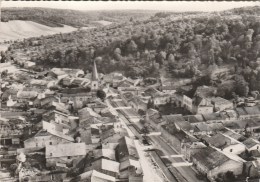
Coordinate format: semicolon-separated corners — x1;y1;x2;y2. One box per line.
93;149;116;161
117;136;139;161
211;97;233;105
203;133;239;149
17;90;38;99
92;60;99;81
34;128;74;142
243;138;260;149
193;147;233;170
46;143;86;158
194;85;216;98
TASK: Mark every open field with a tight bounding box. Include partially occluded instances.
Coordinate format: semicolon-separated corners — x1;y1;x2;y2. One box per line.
0;20;77;43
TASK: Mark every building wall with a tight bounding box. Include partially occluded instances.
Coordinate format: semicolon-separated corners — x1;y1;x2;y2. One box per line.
46;155;84;167
183;95;193;112
24;135;70;148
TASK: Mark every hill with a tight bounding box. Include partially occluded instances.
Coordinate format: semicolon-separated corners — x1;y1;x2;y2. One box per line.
1;8;158;28
3;6;260;100
0;20;77;43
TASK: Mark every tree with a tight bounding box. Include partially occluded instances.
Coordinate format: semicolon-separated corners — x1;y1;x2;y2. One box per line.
96;90;106;101
126;40;137;54
234;75;249;97
141;125;150;136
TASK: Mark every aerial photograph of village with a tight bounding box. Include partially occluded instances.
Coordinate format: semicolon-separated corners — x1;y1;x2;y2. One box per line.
0;1;260;182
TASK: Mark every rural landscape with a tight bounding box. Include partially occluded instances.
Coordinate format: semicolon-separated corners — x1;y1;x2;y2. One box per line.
1;2;260;182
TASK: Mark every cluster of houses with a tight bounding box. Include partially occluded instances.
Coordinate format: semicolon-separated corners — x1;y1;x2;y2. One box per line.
3;55;260;182
145;85;260;181
0;60;147;182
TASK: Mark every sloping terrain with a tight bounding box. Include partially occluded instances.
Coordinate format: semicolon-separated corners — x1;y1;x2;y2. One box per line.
0;20;77;42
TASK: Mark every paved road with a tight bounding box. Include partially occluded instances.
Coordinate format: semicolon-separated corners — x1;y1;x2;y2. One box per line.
107;99;164;182
150;136;204;182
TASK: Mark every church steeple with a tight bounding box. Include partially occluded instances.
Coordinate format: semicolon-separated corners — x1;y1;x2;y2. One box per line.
92;60;99;81
91;60;99;90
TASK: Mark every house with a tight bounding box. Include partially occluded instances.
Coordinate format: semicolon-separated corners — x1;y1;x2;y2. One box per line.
48;68;83;79
87;158;120;178
45;142;86;167
17;90;38;101
87;100;108;113
160;124;198;152
142;88;170;105
129;96;148;112
183;95;193;112
101;128;129;144
181;142;207;161
119;158;143;179
160;86;176;94
193;123;224;136
116;136;139;162
244;160;260;178
236;106;260;120
192;146;244;181
24;61;36;68
72;170;116;182
78;107;101;128
192;96;214;114
202;133;246;154
243;138;260;151
211;97;233;111
60;88;95;104
162;114;194;133
92;149;116;161
24;128;74;149
224;119;260;133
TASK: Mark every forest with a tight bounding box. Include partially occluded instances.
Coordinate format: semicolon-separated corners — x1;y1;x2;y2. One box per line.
3;6;260;100
1;8;158;27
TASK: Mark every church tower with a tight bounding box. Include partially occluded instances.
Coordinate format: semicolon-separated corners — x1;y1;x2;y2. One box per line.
91;60;99;91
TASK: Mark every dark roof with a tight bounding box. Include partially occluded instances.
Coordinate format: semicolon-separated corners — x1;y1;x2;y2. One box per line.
117;136;139;161
203;133;234;149
193;147;231;170
60;88;91;94
243;138;260;149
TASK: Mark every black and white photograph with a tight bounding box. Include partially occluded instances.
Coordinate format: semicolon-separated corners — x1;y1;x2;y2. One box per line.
0;1;260;182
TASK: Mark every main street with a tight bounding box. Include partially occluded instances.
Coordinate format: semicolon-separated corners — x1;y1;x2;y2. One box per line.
149;135;204;182
107;99;203;182
106;99;166;182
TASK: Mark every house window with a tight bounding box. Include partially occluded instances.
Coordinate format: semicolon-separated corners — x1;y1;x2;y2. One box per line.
68;156;71;159
50;153;52;156
230;149;233;152
36;143;38;147
257;146;259;150
49;142;52;145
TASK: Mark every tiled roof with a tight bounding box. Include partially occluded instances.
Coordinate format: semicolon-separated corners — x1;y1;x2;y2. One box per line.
193;146;231;170
243;138;260;149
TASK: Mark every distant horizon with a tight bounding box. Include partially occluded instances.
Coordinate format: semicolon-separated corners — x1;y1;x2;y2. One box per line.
2;1;260;12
